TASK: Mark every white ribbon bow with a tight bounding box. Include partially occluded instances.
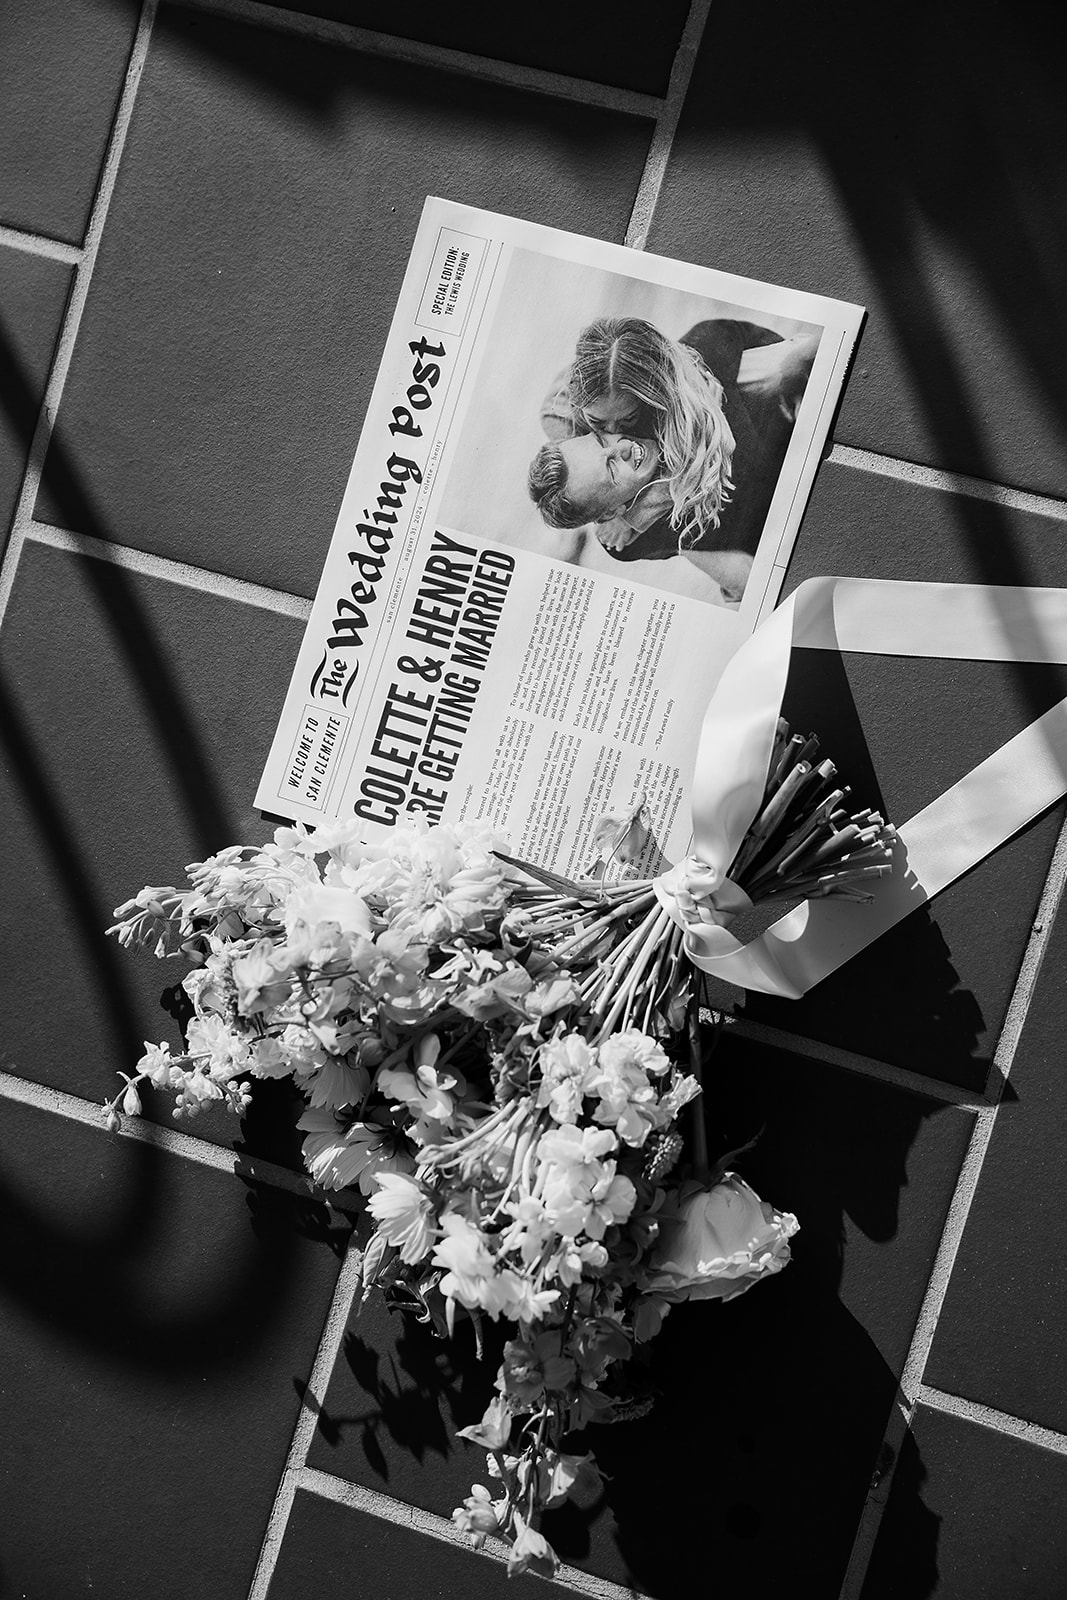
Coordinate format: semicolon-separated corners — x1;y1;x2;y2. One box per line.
653;576;1067;998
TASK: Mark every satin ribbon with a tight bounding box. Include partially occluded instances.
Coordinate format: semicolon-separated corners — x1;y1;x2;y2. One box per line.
655;577;1067;998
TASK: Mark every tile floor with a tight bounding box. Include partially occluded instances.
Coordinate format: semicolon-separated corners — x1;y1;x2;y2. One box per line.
2;3;1066;1597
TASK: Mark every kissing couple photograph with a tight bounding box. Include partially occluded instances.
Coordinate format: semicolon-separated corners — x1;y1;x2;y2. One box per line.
437;247;825;610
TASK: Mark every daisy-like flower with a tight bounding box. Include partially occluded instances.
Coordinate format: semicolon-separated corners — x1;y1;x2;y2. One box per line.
367;1171;437;1264
297;1107;414;1193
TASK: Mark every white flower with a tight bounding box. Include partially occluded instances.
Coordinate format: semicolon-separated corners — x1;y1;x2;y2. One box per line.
452;1484;504;1549
367;1172;437;1264
136;1041;177;1088
283;883;373;939
538;1449;602;1509
644;1175;799;1303
597;1029;670;1078
379;1036;458;1124
584;1029;673;1147
231;938;293;1016
507;1514;559;1580
522;977;579;1019
653;1072;702;1126
335;820;509;941
185;1013;252;1080
432;1212;497;1309
456;1394;513;1450
537;1123;617;1169
537;1124;635;1240
549;1238;608;1286
534;1035;597;1124
181;964;228;1017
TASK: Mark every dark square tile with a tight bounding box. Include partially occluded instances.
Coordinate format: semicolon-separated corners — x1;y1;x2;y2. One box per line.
0;1096;346;1600
257;0;690;97
0;539;309;1158
711;1036;973;1378
861;1404;1067;1600
35;3;652;596
922;898;1067;1432
270;1489;575;1599
651;0;1067;498
0;247;71;548
0;0;139;244
729;461;1067;1089
305;1046;968;1596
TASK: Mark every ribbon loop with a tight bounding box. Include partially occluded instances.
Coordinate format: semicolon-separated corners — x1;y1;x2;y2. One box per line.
657;576;1067;999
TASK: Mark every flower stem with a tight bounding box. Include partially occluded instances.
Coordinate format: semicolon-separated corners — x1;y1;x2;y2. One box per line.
687;994;710;1180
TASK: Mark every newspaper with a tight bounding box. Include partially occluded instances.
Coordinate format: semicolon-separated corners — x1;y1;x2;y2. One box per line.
256;199;863;876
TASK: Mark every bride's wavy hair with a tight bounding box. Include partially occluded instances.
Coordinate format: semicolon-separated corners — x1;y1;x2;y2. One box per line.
567;318;735;548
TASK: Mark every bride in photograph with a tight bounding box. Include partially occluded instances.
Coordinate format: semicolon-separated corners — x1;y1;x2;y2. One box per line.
528;316;817;603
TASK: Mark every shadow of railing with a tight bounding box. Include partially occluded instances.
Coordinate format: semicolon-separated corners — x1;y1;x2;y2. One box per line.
3;3;1066;1593
0;308;335;1355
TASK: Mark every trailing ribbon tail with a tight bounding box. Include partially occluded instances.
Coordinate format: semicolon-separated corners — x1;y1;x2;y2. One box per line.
653;576;1067;998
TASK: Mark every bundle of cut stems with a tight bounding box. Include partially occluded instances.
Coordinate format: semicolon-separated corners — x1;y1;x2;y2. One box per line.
729;718;897;904
501;871;687;1042
498;719;895;1032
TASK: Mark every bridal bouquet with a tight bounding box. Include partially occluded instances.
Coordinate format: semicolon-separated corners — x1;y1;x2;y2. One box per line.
107;720;891;1577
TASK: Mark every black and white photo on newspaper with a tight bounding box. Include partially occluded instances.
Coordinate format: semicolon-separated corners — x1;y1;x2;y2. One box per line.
256;199;863;878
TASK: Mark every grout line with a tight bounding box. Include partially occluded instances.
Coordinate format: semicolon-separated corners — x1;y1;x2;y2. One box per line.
726;1017;988;1108
183;0;661;118
838;810;1067;1599
297;1468;647;1599
0;0;157;610
916;1387;1067;1457
829;443;1067;523
246;1243;367;1600
0;1067;332;1201
0;224;82;266
13;521;311;619
897;812;1067;1402
624;0;711;248
835;1393;913;1593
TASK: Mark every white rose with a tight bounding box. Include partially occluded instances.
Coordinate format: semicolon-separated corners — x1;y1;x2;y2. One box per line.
644;1174;798;1304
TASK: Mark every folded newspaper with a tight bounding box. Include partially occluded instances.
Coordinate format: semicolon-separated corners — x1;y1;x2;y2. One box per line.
256;198;863;875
